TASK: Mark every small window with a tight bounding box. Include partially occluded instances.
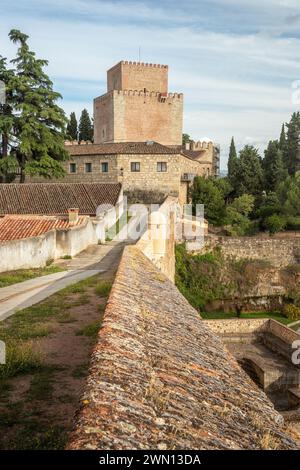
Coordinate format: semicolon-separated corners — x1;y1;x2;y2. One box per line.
85;162;92;173
131;162;140;172
157;162;167;172
69;163;77;174
101;162;109;173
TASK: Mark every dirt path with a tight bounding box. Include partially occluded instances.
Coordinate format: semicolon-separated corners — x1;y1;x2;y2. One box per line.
0;242;124;450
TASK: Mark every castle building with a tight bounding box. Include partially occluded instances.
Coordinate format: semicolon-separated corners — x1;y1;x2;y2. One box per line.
94;61;183;146
29;61;219;204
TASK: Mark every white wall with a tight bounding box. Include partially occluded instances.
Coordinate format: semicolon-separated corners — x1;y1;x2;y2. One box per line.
0;231;56;273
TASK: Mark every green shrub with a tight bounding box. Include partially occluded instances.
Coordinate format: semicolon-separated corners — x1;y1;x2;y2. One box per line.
264;214;286;234
283;304;300;321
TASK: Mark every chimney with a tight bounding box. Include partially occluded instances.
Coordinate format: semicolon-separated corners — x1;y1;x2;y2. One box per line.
68;208;79;226
185;142;190;150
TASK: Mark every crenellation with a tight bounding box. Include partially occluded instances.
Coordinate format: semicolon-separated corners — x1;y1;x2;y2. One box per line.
97;59;182;145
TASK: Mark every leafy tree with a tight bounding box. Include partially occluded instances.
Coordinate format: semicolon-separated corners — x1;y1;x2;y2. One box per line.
191;176;225;226
234;145;263;197
79;109;93;142
263;214;286;235
225;194;254;236
0;30;68;182
278;173;300;217
182;133;191;146
227;137;238;186
258;192;281;220
284;112;300;175
66;112;78;141
214;176;233;203
263;140;287;191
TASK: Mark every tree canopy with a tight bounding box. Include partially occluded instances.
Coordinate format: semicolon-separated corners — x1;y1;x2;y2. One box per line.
0;29;68;182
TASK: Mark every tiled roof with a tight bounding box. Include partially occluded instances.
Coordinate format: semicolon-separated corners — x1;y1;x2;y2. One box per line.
68;246;297;450
0;215;86;242
181;149;207;160
66;142;179;156
0;183;122;216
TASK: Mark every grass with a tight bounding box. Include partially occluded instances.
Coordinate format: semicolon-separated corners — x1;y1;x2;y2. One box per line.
201;310;291;325
76;319;102;338
27;366;58;401
0;274;103;383
0;264;64;288
0;341;43;380
0;271;110;450
95;280;112;297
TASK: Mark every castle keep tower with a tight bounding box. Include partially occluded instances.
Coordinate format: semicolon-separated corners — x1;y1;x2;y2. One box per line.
94;61;183;146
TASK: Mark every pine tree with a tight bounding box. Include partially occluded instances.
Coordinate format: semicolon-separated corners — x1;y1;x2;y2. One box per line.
228;137;238;182
66;112;78;141
284;112;300;175
263;140;287;191
79;109;93;142
0;56;17;182
7;29;68;182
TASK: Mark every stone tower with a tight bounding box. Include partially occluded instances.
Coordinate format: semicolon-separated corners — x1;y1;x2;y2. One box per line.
94;61;183;146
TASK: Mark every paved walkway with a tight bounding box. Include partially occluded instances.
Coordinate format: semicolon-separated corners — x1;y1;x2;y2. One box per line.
0;241;125;321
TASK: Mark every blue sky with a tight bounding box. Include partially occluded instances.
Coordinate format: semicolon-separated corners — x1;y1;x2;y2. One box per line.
1;0;300;169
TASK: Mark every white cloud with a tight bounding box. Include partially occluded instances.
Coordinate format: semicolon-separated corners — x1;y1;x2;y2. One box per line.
1;0;300;170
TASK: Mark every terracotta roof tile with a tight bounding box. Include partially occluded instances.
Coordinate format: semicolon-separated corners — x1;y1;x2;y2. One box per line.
0;183;122;216
0;215;85;242
66;142;179;156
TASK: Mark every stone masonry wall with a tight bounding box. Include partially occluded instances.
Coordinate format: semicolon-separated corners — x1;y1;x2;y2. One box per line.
202;235;300;268
94;90;183;146
68;246;297;450
107;61;168;93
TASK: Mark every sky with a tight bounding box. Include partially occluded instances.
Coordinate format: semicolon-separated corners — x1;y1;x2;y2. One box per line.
1;0;300;170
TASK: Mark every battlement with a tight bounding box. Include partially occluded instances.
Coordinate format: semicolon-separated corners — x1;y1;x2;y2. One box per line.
108;61;168;72
95;60;183;146
121;60;168;69
114;89;183;99
190;141;213;151
95;90;183;103
107;60;169;93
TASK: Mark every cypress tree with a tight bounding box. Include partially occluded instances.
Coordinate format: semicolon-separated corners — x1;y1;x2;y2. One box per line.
284;112;300;175
79;109;93;142
66;112;78;141
235;145;263;197
263;140;287;191
279;123;286;151
228;137;239;191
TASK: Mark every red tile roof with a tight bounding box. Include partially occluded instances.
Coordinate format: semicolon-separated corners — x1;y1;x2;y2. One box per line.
66;142;179;156
0;215;86;242
0;183;122;216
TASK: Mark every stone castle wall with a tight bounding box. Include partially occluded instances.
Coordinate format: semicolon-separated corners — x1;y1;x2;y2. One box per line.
68;247;296;449
107;61;168;93
94;90;183;146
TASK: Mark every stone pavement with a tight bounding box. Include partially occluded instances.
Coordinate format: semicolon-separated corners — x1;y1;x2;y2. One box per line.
0;241;125;321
